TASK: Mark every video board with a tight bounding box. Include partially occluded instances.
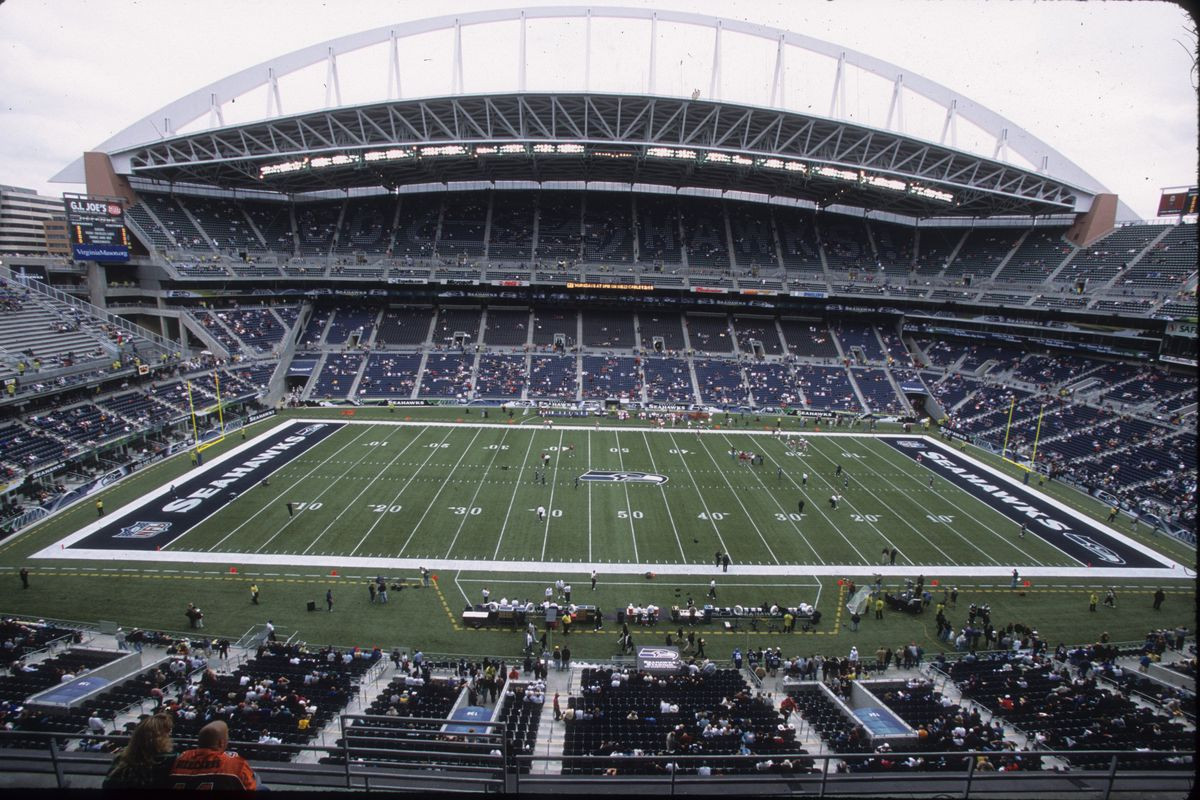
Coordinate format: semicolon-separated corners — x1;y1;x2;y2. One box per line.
63;193;130;261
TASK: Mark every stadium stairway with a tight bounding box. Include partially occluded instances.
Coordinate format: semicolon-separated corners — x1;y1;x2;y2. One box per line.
985;228;1030;282
177;202;220;253
529;665;571;775
1099;226;1176;292
1;621;1194;786
883;369;916;416
845;369;872;414
181;311;235;359
300;353;327;401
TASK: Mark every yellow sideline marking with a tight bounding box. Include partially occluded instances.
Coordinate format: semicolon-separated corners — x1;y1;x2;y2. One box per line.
431;576;465;632
426;574;854;637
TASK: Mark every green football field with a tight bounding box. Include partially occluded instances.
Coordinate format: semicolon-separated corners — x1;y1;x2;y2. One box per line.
45;415;1195;578
124;420;1099;568
0;409;1193;656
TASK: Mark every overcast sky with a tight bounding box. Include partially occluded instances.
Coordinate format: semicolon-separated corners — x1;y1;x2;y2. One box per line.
0;0;1195;220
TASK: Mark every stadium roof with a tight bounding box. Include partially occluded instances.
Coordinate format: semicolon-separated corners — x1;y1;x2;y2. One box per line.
54;6;1127;219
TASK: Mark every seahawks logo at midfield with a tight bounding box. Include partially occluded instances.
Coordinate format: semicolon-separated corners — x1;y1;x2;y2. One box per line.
579;470;669;485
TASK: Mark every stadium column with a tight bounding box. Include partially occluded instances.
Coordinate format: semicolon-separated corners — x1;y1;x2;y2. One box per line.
178;321;188;351
87;262;107;308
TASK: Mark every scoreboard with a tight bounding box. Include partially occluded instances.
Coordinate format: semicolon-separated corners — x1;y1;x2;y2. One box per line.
62;193;130;262
1157;187;1198;217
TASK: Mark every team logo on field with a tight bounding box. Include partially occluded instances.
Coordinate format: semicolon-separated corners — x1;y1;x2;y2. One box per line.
896;440;925;449
579;470;669;485
636;647;679;659
1062;533;1125;564
114;521;173;539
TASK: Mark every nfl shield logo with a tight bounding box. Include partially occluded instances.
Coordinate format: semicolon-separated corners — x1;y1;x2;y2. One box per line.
115;521;173;539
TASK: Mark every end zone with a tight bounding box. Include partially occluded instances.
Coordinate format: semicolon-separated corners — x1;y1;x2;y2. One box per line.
34;420;344;556
886;436;1182;572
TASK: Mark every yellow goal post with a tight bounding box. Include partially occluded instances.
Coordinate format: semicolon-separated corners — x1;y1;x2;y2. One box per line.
999;397;1045;473
187;372;227;454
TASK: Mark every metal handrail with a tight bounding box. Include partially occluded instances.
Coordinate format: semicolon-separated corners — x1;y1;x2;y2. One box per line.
0;265;179;353
0;728;1190;793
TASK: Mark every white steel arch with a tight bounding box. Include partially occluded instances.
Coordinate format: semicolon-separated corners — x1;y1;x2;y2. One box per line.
53;5;1111;201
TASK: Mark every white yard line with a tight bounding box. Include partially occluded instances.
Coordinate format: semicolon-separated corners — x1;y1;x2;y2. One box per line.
666;432;731;557
299;427;427;556
771;436;932;563
919;436;1180;569
255;425;407;554
692;436;781;564
867;437;1080;566
841;436;1008;565
454;570;471;605
492;429;540;559
347;427;456;556
444;429;511;558
538;430;565;560
207;424;376;553
640;431;687;562
717;433;824;565
756;441;872;564
37;419;1185;583
397;428;484;555
587;430;593;563
49;546;1183;580
614;430;640;562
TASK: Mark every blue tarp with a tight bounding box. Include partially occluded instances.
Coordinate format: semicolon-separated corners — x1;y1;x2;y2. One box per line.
443;705;490;735
854;705;908;736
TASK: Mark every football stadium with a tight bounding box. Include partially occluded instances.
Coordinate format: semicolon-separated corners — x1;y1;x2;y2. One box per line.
0;2;1195;794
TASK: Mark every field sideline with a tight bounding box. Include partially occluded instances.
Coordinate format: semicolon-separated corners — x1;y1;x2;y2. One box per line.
35;418;1188;581
0;408;1188;657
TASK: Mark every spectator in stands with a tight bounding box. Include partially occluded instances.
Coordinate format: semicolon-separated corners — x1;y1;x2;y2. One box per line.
169;720;261;790
103;712;178;789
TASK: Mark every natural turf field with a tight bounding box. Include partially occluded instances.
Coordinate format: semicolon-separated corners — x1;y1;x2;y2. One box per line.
0;408;1192;659
185;420;1067;565
54;418;1168;571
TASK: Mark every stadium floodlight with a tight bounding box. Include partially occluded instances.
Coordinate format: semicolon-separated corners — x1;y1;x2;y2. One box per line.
862;173;906;192
646;146;698;160
704;153;756;166
363;148;415;162
555;143;585;154
910;184;954;203
497;144;527;155
259;158;308;177
420;145;468;157
532;144;557;154
758;157;808;174
814;166;858;182
310;154;360;169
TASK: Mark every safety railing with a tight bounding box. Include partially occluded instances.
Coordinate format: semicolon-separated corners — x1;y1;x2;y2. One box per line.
512;750;1197;797
0;264;179;353
0;725;1191;795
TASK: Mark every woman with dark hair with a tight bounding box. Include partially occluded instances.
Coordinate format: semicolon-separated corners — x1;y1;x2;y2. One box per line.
102;712;177;789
